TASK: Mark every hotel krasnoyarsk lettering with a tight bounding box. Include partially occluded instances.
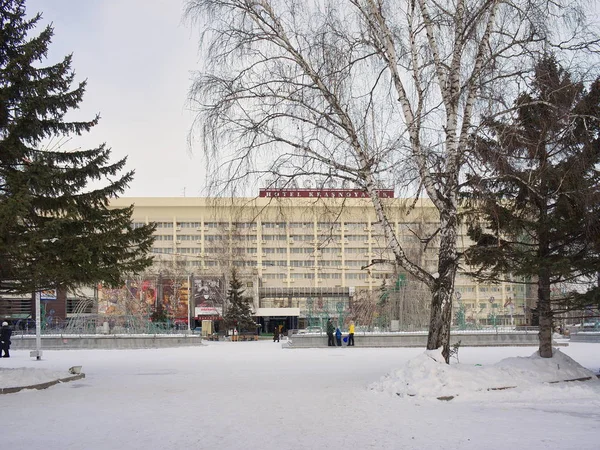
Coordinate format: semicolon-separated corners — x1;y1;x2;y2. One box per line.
259;189;394;198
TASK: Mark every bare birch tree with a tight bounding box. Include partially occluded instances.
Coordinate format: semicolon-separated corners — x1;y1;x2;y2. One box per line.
185;0;596;361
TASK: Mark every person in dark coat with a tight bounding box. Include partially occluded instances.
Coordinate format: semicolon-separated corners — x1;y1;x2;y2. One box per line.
335;327;342;346
326;318;335;346
273;325;280;342
1;321;12;358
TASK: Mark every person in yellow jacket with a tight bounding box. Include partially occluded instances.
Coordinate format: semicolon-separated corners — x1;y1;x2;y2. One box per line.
347;321;355;346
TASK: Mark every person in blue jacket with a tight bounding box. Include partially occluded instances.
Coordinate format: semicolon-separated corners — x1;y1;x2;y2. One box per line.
335;327;342;346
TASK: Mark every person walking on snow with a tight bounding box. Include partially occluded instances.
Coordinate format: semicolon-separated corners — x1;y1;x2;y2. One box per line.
347;321;355;346
335;327;342;347
326;318;335;346
273;326;280;342
1;321;12;358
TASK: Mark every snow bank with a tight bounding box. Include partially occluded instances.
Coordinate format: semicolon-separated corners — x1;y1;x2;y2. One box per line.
0;368;71;389
370;348;599;400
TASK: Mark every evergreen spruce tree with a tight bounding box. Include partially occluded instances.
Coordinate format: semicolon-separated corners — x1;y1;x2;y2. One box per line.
465;57;600;357
0;0;155;295
223;269;255;332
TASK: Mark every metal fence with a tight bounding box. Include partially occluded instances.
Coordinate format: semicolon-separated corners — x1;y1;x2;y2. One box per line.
10;315;191;336
291;325;539;336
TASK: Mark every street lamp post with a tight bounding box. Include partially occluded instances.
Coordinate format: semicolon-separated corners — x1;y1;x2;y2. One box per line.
187;273;193;333
30;290;42;360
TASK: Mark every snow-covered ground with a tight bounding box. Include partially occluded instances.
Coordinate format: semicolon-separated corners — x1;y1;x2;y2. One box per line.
1;341;599;450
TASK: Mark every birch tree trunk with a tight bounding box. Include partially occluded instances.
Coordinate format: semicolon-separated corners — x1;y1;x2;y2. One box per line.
427;210;458;359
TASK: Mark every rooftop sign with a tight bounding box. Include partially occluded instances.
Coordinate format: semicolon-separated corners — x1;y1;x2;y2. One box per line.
259;189;394;198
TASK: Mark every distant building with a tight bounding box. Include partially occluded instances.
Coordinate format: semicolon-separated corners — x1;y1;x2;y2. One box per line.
0;191;537;330
103;191;536;332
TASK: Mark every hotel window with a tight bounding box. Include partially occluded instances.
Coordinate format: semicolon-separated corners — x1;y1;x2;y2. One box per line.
290;222;313;228
132;222;146;229
151;248;173;254
346;235;364;242
262;222;286;229
177;222;201;228
345;222;367;230
205;222;228;229
179;235;200;241
232;235;257;241
317;222;341;230
345;248;365;254
156;222;174;228
372;273;392;279
263;234;286;241
346;260;366;267
232;222;256;229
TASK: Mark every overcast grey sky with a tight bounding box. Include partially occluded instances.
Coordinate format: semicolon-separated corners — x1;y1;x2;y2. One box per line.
24;1;600;198
27;0;205;197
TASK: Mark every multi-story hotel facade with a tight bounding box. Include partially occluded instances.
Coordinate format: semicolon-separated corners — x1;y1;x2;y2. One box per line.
107;189;536;333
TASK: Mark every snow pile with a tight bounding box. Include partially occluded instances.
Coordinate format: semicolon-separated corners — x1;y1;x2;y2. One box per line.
370;348;599;400
0;367;71;389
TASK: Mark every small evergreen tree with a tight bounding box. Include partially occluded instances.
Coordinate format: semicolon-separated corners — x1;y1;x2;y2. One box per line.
150;302;168;324
223;269;255;332
0;0;155;295
465;56;600;357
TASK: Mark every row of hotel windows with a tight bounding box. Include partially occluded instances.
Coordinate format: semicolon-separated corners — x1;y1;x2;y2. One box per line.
157;261;360;271
262;273;372;280
460;303;524;309
152;249;378;267
152;246;393;256
147;221;376;229
153;234;381;240
152;235;424;248
455;285;526;294
138;221;438;234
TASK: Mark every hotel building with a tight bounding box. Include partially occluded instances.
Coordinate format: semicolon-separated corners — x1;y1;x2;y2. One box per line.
106;190;535;332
